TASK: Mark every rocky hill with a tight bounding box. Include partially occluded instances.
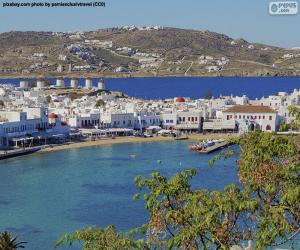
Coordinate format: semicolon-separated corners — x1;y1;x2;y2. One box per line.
0;27;299;77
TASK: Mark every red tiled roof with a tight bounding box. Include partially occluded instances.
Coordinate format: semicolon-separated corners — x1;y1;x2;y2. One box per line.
175;97;185;103
223;105;277;113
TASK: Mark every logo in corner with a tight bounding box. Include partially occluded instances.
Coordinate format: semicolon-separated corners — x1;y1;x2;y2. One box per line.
269;1;298;15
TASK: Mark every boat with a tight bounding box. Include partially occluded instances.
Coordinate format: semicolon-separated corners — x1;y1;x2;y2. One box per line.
212;139;225;143
189;138;226;152
188;144;203;151
205;140;215;147
175;135;188;140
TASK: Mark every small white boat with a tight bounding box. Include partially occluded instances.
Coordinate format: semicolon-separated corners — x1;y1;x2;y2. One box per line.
206;140;215;147
175;135;188;140
212;139;225;143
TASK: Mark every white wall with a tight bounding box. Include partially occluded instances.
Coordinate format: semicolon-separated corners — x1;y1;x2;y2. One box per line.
223;111;279;132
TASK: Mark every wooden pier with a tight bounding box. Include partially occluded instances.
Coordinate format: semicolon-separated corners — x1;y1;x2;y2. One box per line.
198;141;228;154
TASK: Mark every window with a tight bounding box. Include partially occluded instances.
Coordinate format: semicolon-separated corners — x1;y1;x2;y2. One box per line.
269;116;272;120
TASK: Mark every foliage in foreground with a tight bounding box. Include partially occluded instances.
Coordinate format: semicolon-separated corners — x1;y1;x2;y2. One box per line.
56;225;144;250
56;130;300;250
1;107;299;248
288;106;300;131
0;231;26;250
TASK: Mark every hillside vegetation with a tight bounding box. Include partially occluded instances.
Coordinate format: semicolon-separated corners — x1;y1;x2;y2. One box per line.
0;27;299;77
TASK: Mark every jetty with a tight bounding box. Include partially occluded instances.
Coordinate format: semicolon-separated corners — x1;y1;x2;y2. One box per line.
198;141;228;154
0;147;41;160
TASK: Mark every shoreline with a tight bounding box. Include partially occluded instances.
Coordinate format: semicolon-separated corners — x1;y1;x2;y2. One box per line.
40;136;174;153
1;75;300;80
39;133;236;154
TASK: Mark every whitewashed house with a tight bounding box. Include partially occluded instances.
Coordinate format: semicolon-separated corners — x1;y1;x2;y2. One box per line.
68;113;100;128
222;105;279;132
101;113;134;128
134;111;161;131
161;111;203;132
0;107;48;147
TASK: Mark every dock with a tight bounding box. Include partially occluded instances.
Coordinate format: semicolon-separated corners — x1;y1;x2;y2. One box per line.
198;141;228;154
0;147;41;160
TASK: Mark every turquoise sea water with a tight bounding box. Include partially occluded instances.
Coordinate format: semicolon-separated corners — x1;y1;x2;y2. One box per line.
0;141;239;249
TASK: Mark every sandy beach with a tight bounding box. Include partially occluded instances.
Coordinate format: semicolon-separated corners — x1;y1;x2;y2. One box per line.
39;133;238;154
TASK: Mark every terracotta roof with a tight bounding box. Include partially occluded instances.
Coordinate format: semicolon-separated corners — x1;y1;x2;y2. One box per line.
223;105;277;113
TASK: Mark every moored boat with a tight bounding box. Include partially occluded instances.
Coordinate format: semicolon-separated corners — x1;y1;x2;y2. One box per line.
188;143;203;151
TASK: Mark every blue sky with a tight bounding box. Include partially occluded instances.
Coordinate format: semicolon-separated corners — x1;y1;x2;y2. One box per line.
0;0;299;48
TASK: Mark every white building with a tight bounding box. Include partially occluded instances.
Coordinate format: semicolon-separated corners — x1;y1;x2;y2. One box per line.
161;111;203;131
203;119;237;133
250;89;300;124
0;107;48;147
232;95;249;105
47;113;71;135
222;105;280;132
134;111;161;130
68;113;100;128
101;113;134;128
